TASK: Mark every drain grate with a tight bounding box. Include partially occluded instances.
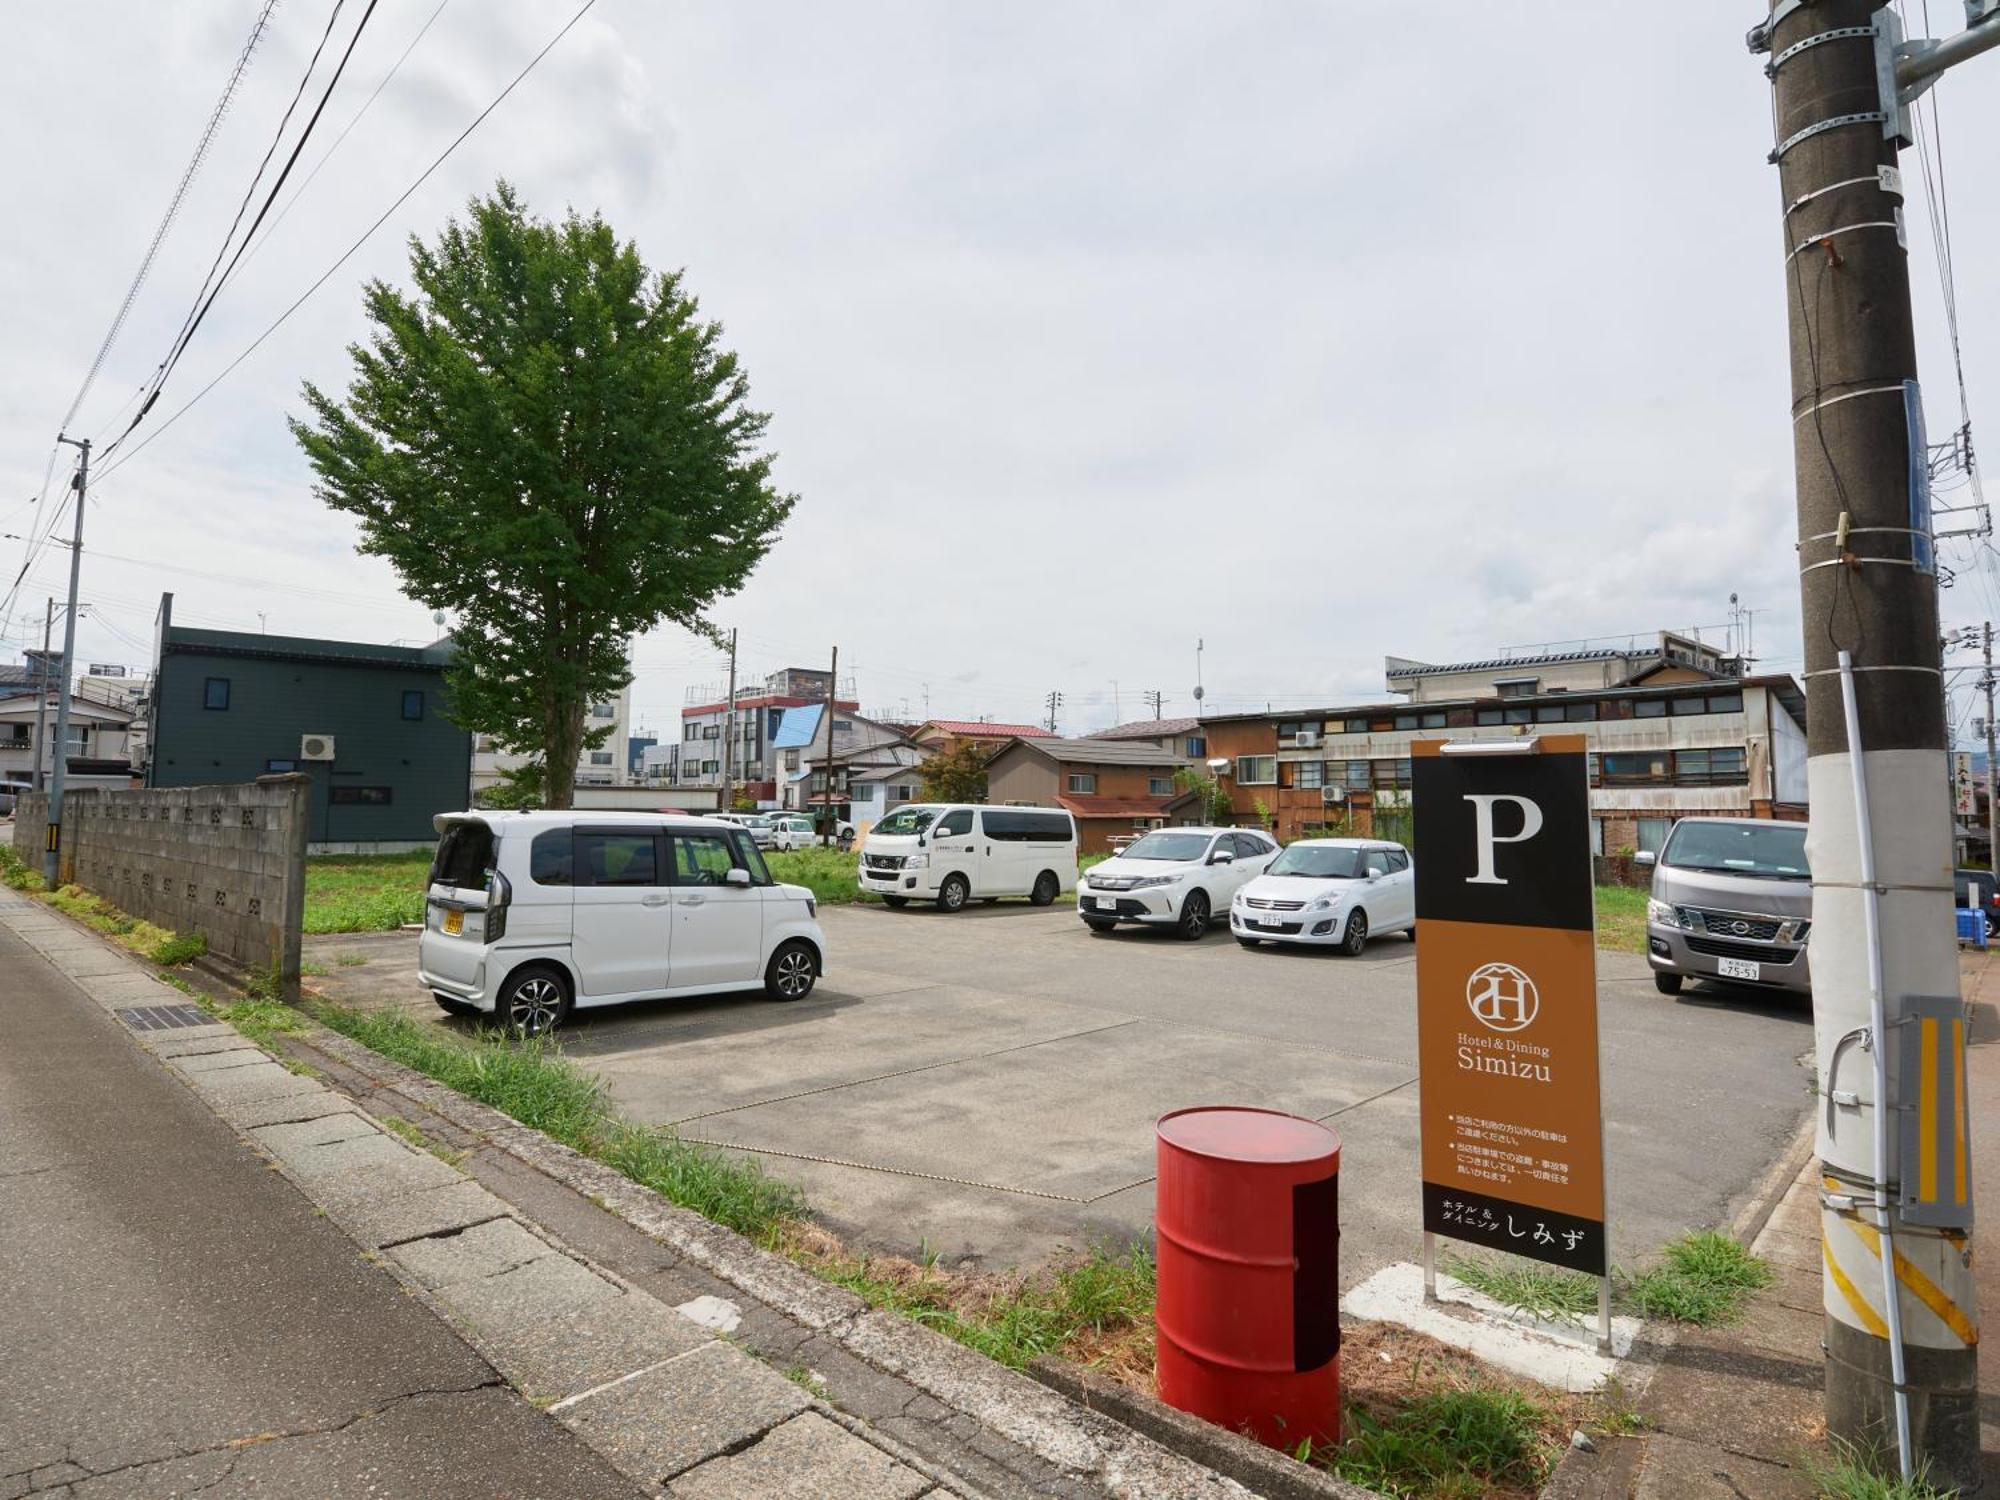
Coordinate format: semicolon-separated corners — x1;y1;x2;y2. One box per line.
117;1003;215;1032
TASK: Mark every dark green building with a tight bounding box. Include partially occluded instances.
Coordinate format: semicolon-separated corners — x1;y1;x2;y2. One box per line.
149;594;470;848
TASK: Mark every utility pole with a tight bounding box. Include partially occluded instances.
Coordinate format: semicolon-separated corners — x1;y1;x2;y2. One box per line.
44;438;87;889
1043;690;1062;734
1985;622;1998;879
1145;689;1165;720
1750;4;1998;1484
720;628;737;810
818;645;838;847
31;599;54;792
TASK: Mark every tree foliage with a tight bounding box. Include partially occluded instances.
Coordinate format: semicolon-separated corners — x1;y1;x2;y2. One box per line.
918;741;990;804
292;183;793;806
1172;765;1233;823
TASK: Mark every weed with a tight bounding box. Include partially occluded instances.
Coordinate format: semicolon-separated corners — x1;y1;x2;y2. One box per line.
335;952;369;967
1621;1231;1772;1325
1320;1388;1553;1499
304;850;432;933
762;846;877;905
1804;1443;1950;1500
213;997;311;1048
31;881;207;966
1592;885;1648;955
0;844;44;892
300;960;330;978
783;1365;830;1400
379;1113;467;1165
1446;1256;1598;1325
155;971;198;997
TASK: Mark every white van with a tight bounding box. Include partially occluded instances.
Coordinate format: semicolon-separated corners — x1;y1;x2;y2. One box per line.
857;804;1078;911
417;811;827;1036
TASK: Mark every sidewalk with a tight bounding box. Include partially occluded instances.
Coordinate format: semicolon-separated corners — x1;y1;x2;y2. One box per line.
0;890;1296;1500
1554;945;1999;1498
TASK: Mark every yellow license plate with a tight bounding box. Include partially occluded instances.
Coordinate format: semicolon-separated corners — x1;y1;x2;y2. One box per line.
443;908;463;936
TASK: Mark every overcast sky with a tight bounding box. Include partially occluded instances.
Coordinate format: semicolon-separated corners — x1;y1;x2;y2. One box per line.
4;2;1996;742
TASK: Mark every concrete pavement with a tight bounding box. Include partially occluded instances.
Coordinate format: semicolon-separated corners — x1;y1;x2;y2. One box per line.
314;900;1817;1280
0;897;644;1499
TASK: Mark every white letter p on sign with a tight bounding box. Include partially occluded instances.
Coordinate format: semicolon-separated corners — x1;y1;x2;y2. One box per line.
1464;794;1543;885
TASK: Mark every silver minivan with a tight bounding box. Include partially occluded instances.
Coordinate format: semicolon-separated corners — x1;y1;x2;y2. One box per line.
1639;816;1812;997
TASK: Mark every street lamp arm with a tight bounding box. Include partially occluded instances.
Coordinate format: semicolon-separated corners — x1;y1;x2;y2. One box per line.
1896;9;2000;93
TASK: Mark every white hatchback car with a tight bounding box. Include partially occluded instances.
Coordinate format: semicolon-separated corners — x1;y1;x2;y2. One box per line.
767;814;817;851
417;811;826;1035
1229;837;1415;954
1077;826;1280;939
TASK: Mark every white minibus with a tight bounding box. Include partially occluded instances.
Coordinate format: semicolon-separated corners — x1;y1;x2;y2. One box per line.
857;804;1078;911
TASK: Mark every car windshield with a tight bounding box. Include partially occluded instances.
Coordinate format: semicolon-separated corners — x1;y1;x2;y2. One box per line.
1267;845;1369;879
873;807;939;837
1661;821;1810;879
741;815;772;828
1121;831;1214;862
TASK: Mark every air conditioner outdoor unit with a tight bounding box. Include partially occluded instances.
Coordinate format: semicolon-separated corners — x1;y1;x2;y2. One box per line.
1293;730;1321;748
300;734;336;762
1322;785;1345;804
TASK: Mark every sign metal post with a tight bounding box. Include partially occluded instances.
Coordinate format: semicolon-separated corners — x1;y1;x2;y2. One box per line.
1411;734;1611;1352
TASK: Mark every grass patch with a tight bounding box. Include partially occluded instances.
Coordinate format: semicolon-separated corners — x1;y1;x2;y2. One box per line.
1805;1443;1951;1500
1451;1230;1773;1330
792;1231;1157;1370
1593;884;1648;954
34;881;209;966
0;843;46;892
308;1003;804;1239
304;850;432;933
208;996;313;1048
1316;1387;1552;1500
763;845;877;905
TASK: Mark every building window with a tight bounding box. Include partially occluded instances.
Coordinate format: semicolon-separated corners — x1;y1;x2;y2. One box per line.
1184;736;1207;757
1067;772;1098;794
1345;759;1371;790
1475;708;1503;726
1495;678;1539;698
1708;691;1744;714
1566;701;1598;722
328;786;392;805
1671;696;1705;716
1632;698;1668;718
203;677;230;711
890;784;914;802
265;759;296;773
590;702;615;719
1601;751;1671;785
684;724;699;740
703;725;719;739
1636;817;1672;855
589;751;614;767
1236;755;1276;785
1295;761;1325;790
1590;819;1605;856
1148;775;1174;796
402;689;424;721
1674;746;1748;786
1372;758;1413;791
1344;717;1370;734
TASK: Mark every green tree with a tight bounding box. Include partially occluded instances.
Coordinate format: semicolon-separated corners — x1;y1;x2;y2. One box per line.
919;741;990;803
291;183;793;807
1172;765;1233;823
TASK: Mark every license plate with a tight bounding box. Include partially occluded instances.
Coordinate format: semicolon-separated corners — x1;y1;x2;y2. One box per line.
1258;913;1285;927
1718;957;1760;981
1095;895;1119;909
443;908;463;936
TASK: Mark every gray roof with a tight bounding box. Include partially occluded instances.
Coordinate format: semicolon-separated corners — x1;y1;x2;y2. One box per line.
164;625;453;671
1385;645;1639;678
1095;717;1202;739
1000;735;1192;767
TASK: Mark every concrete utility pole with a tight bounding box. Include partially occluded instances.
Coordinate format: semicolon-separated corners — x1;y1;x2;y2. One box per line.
1985;622;1998;877
1146;689;1165;720
44;438;87;889
720;628;737;809
31;600;53;793
818;645;838;847
1044;690;1062;734
1751;3;1996;1484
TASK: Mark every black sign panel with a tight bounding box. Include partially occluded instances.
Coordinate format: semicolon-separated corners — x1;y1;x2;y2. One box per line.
1412;746;1594;930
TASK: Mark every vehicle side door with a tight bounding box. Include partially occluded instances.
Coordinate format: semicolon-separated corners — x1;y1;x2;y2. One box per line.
979;809;1030;895
932;808;979;892
1383;848;1416;928
570;829;672;1000
1218;833;1270;901
1356;846;1402;927
665;829;766;990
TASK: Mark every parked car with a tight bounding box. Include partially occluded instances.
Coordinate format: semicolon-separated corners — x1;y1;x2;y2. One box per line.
1229;837;1414;954
1078;826;1279;939
858;804;1077;910
714;811;777;848
1639;817;1811;997
1953;866;1999;923
417;811;826;1036
769;814;818;851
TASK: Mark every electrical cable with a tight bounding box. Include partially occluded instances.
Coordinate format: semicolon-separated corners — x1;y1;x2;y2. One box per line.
106;0;384;459
95;0;604;484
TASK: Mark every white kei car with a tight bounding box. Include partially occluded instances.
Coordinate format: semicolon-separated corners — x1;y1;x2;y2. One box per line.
767;814;817;851
1077;826;1279;939
1229;837;1415;954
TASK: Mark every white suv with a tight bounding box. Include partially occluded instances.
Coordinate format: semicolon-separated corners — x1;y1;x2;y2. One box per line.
417;812;826;1036
1078;826;1279;939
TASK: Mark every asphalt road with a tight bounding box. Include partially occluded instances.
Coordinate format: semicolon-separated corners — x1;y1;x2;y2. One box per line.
0;911;644;1499
315;900;1816;1282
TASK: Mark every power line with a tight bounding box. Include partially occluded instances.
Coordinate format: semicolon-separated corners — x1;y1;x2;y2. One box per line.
106;0;385;459
96;0;604;484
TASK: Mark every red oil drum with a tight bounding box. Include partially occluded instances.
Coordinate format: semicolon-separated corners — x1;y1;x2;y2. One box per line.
1155;1106;1341;1450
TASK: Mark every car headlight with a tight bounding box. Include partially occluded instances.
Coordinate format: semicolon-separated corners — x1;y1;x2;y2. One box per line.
905;853;929;869
806;896;818;917
1130;873;1182;890
1647;898;1680;928
1308;894;1341;912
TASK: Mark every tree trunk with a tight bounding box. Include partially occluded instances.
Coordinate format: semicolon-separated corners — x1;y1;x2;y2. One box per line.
545;701;584;810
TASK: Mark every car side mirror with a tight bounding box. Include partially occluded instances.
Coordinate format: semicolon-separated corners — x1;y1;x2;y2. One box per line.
1210;850;1234;865
1634;850;1656;867
725;867;752;887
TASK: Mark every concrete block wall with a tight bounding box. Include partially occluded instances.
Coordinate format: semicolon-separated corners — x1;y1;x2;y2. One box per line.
11;775;309;986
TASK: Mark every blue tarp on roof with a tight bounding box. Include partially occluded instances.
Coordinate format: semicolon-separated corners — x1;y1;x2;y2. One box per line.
769;703;825;749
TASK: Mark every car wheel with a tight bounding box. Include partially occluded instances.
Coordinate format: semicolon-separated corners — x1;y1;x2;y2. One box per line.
1654;971;1683;996
938;874;970;912
1082;915;1118;933
501;965;571;1039
1339;909;1369;957
1030;871;1060;906
432;994;479;1019
1406;925;1419;943
883;895;908;909
765;941;819;1002
1178;891;1210;941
